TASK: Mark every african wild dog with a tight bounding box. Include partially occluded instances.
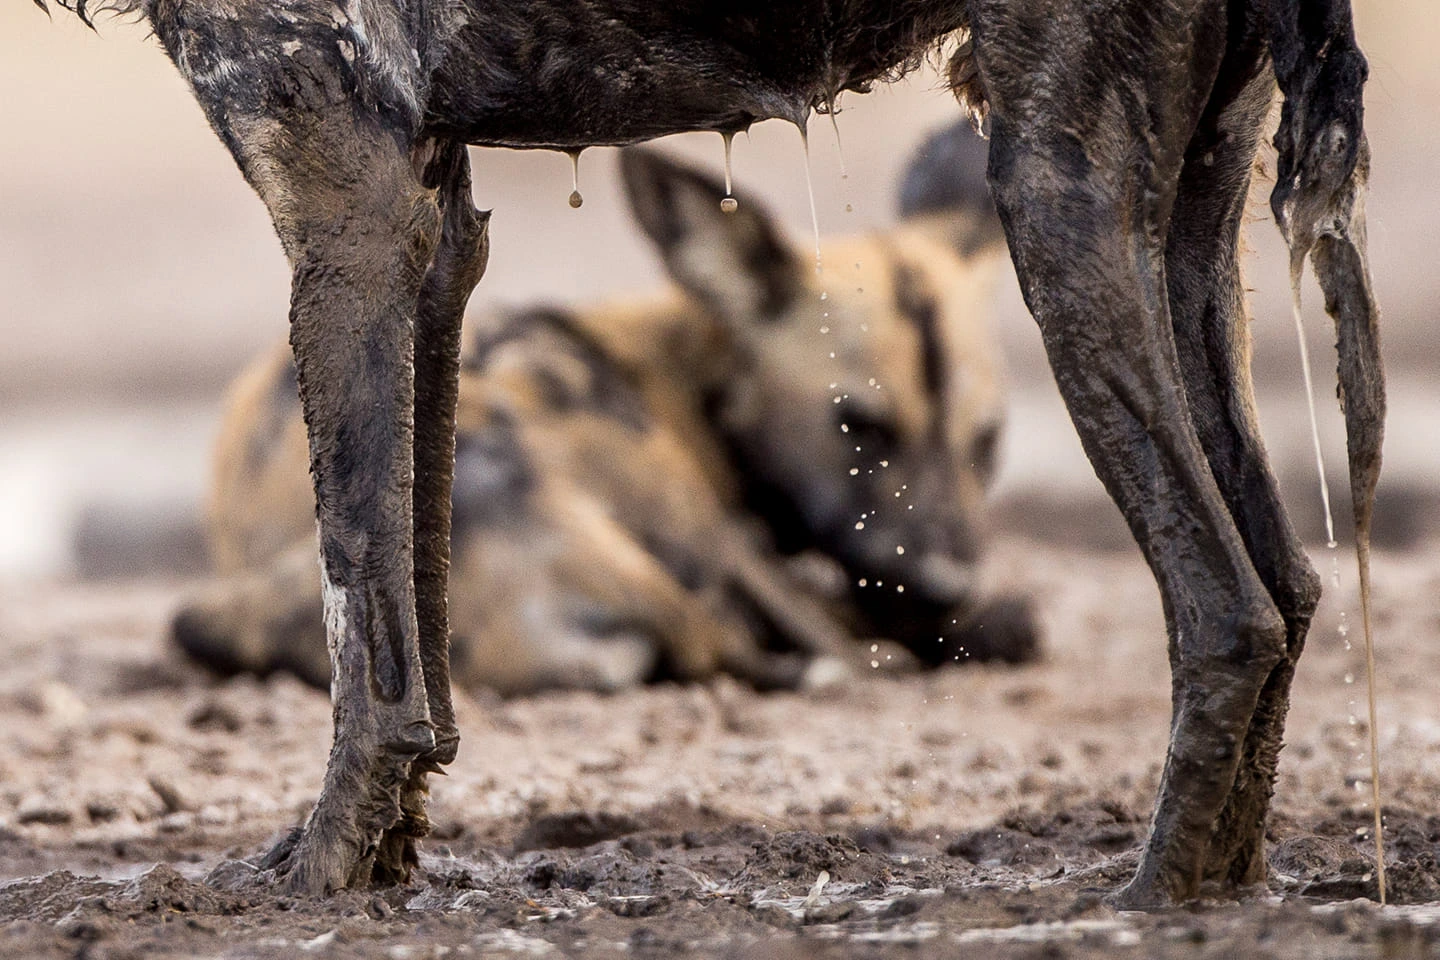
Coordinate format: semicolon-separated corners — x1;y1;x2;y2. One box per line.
41;0;1382;907
174;132;1038;697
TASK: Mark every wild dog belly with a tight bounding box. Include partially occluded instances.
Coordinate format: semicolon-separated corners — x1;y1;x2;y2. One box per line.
424;1;967;149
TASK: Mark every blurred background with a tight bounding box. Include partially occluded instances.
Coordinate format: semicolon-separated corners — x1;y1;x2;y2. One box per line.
0;0;1435;581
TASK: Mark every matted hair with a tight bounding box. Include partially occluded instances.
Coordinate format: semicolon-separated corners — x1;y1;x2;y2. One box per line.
33;0;146;27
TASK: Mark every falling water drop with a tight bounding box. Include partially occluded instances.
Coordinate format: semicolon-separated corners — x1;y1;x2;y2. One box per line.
567;150;584;209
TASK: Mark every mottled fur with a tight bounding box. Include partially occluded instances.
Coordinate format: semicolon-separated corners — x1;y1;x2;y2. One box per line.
175;140;1036;696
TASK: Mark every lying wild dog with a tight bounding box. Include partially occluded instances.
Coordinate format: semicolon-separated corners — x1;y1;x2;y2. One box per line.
174;134;1039;697
41;0;1382;906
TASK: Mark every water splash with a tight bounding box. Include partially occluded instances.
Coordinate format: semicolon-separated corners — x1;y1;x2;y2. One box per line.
567;150;584;209
720;131;738;214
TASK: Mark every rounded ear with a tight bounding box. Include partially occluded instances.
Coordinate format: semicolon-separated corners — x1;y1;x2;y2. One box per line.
897;119;1005;258
619;147;802;322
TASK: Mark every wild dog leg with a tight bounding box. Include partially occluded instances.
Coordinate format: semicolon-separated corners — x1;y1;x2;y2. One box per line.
372;140;490;882
1164;51;1321;888
973;0;1288;906
208;122;440;894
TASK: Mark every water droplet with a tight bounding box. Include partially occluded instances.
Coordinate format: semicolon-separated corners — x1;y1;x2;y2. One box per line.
855;522;865;530
870;644;879;653
896;585;905;593
870;660;880;669
896;546;905;555
1345;672;1355;684
567;150;584;208
720;131;738;213
839;423;848;432
820;326;830;334
849;468;859;476
858;578;867;587
820;291;829;301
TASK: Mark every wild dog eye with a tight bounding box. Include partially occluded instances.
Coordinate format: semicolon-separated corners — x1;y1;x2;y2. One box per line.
837;404;898;452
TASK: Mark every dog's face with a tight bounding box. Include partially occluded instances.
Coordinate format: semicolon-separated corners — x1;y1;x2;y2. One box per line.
620;150;1008;625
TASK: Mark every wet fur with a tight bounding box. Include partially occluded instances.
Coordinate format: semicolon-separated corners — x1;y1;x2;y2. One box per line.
41;0;1380;907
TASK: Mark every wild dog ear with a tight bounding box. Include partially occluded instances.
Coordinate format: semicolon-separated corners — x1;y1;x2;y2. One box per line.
620;147;803;322
897;119;1005;258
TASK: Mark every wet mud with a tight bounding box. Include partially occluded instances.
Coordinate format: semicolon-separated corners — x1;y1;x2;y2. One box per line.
3;537;1440;957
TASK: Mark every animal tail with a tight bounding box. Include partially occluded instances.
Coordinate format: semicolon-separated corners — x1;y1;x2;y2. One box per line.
1268;0;1383;535
1267;0;1386;902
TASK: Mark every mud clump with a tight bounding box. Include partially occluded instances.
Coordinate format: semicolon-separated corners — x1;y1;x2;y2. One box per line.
738;831;883;887
947;802;1142;873
514;810;645;852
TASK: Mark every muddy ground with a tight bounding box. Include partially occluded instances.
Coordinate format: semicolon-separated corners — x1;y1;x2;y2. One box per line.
1;534;1438;958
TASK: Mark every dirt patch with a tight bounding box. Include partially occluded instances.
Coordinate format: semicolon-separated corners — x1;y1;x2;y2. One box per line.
2;538;1440;956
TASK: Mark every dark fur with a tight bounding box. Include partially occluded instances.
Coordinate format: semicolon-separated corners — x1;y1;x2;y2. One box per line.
42;0;1381;909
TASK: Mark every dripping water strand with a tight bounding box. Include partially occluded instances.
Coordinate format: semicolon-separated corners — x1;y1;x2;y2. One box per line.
827;102;848;180
1289;267;1335;547
1359;532;1386;904
720;131;738;214
567;150;583;209
796;119;822;272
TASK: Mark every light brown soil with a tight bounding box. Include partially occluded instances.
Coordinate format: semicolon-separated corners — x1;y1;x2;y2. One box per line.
2;535;1438;958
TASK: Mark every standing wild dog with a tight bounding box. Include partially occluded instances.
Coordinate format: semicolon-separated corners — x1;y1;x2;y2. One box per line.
40;0;1381;907
174;132;1039;697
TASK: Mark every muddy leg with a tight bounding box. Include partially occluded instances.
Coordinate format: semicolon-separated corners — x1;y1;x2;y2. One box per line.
974;0;1285;906
209;109;443;893
1165;52;1322;889
372;141;490;883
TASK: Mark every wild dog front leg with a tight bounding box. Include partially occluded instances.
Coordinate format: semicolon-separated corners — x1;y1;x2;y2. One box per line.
372;140;490;883
225;123;441;894
284;160;441;894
